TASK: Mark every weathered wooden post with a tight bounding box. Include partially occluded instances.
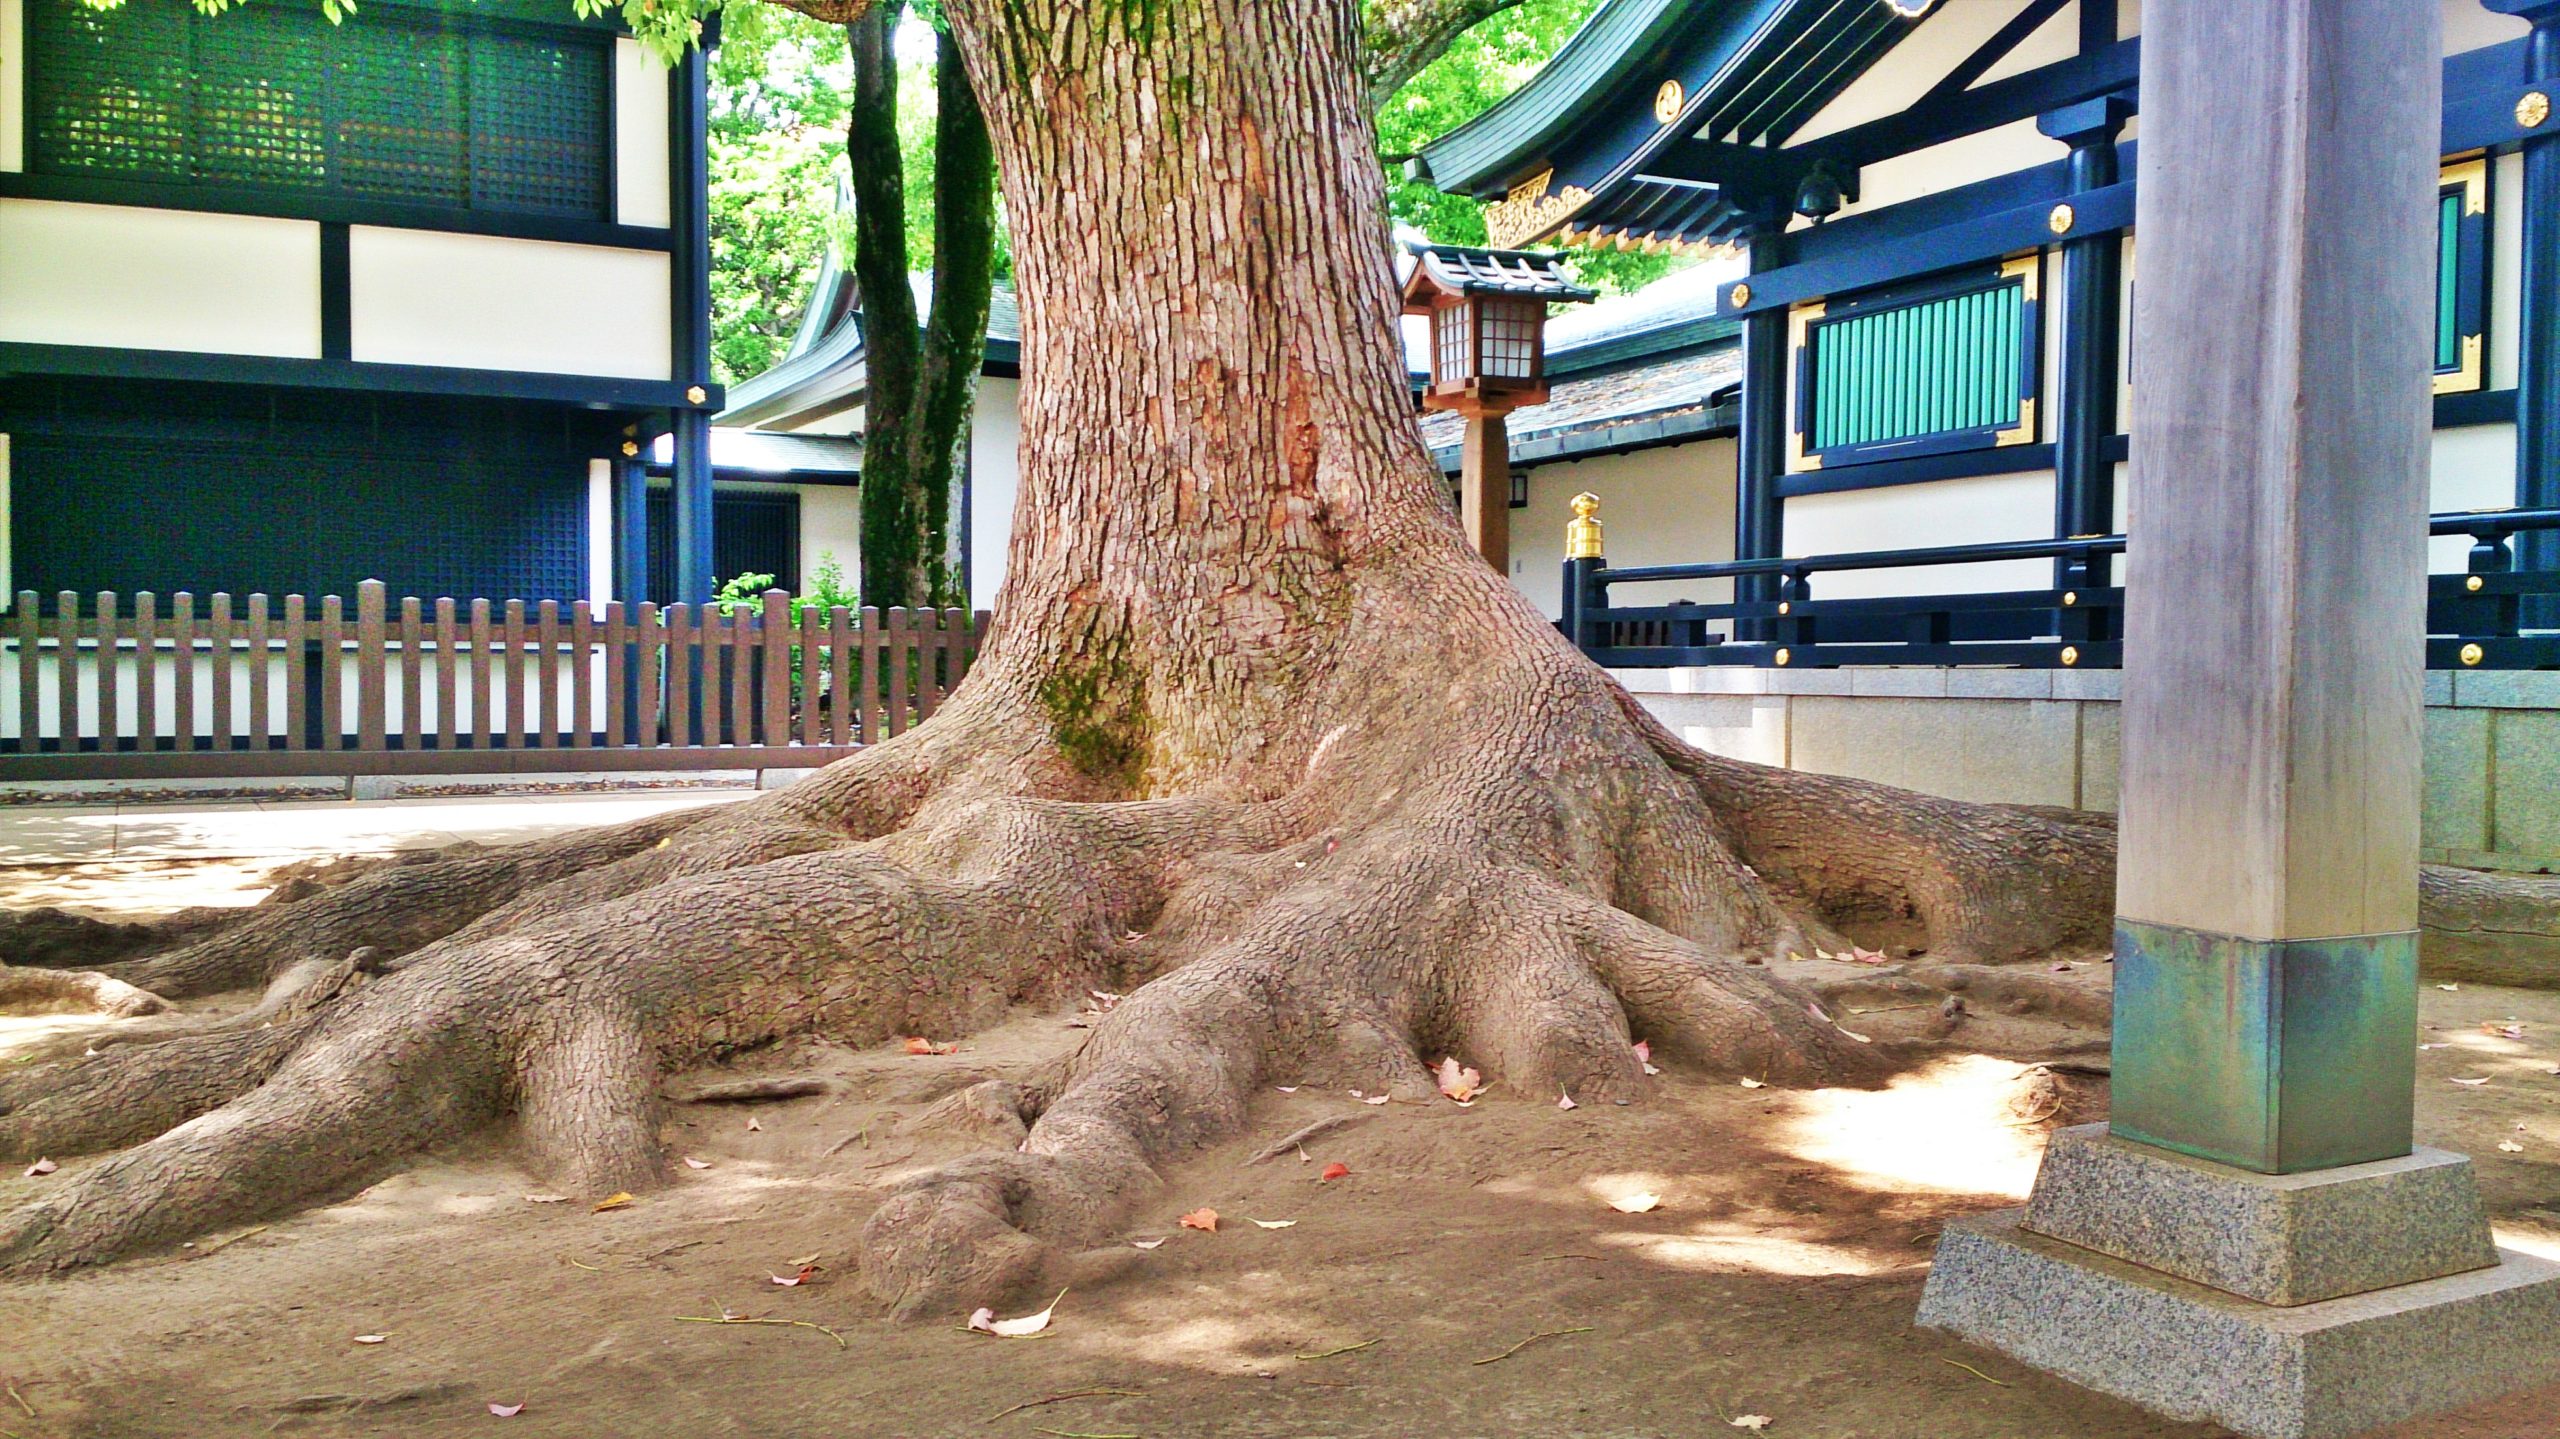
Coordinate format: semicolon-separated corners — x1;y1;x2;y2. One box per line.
1918;4;2560;1435
1399;244;1592;575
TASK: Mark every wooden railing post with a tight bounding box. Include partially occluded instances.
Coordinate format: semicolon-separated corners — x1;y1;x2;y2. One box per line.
170;592;196;754
535;600;561;748
317;592;344;751
400;596;425;754
760;590;790;748
858;606;883;744
13;594;39;754
247;594;272;751
356;580;387;752
53;592;78;755
209;593;234;752
96;592;123;753
132;591;158;753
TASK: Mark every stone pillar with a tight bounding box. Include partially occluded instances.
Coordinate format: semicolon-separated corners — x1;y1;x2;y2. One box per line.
1918;5;2560;1434
1459;410;1510;574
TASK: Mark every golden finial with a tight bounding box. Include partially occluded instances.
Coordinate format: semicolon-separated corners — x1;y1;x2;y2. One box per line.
1566;492;1605;559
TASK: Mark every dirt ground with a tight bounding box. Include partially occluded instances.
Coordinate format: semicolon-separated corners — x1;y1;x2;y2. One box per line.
2;857;2557;1439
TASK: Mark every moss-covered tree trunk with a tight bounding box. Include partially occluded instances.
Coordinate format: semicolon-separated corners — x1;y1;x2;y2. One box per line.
4;0;2557;1315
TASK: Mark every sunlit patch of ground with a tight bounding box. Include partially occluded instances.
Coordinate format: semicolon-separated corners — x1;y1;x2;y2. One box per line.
1768;1053;2054;1201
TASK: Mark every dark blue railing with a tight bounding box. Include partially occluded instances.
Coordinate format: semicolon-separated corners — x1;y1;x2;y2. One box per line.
1562;508;2560;672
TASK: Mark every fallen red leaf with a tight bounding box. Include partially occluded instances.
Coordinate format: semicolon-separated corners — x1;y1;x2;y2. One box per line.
1436;1056;1483;1104
1179;1208;1220;1232
903;1036;958;1055
1319;1162;1350;1182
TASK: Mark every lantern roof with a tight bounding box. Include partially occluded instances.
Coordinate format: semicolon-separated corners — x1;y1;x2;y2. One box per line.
1400;243;1597;311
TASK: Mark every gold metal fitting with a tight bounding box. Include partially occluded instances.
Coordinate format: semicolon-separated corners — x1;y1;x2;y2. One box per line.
1773;648;1791;666
2059;646;2080;667
1729;282;1752;309
685;385;708;405
1565;492;1606;560
2048;203;2075;235
2460;642;2485;667
1777;601;1791;615
2520;91;2552;129
2467;575;2485;592
620;440;640;457
1654;79;1684;125
2062;591;2077;607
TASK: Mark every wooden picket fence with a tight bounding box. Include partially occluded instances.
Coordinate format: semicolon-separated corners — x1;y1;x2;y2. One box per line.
0;582;986;780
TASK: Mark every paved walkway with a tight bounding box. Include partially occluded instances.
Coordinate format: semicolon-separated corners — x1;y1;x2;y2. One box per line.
0;789;758;867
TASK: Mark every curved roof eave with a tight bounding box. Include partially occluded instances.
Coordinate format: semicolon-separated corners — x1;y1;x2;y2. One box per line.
1418;0;1703;199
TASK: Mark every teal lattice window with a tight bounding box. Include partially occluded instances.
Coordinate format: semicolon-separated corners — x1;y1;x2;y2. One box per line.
1789;256;2041;472
2435;157;2489;395
28;0;608;219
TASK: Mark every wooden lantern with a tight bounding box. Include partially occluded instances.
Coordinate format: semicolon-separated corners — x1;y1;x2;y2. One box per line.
1400;244;1593;573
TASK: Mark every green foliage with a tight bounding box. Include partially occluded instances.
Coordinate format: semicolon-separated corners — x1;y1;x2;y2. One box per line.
714;551;859;618
1374;0;1687;297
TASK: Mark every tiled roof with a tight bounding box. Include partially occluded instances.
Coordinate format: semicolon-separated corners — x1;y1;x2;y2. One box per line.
1418;342;1739;464
1407;243;1599;301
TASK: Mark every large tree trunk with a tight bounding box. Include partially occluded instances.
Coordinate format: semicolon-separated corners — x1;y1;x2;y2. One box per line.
2;0;2552;1312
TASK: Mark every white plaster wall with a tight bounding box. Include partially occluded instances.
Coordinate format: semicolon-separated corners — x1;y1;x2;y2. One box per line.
0;0;24;173
1514;438;1736;619
796;484;861;590
1784;470;2059;599
2445;0;2530;55
0;433;12;602
348;228;672;379
2430;423;2522;571
1784;0;2046;146
615;39;673;230
586;460;615;606
2492;150;2524;394
968;377;1023;608
0;200;322;356
1967;0;2079;88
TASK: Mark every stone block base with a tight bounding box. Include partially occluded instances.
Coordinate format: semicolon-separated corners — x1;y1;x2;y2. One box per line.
1919;1209;2560;1439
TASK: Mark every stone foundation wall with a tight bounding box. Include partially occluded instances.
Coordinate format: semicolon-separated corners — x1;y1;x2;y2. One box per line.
1616;667;2560;875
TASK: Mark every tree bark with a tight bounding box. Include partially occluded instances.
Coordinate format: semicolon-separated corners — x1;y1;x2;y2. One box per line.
3;0;2554;1318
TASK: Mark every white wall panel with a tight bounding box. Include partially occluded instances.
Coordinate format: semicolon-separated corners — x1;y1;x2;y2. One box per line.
1785;470;2058;599
349;228;671;379
797;485;861;588
587;460;615;606
2444;0;2529;56
2430;423;2520;571
615;39;673;229
2492;150;2524;393
1515;438;1736;619
1784;0;2038;146
968;377;1023;608
0;200;322;355
0;0;24;172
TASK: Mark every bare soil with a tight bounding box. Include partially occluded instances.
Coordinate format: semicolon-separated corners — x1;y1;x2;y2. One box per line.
2;854;2554;1439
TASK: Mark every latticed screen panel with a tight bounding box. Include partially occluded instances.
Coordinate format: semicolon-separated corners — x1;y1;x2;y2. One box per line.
2437;190;2464;372
28;0;608;218
1433;304;1470;385
1806;277;2026;459
1476;297;1542;380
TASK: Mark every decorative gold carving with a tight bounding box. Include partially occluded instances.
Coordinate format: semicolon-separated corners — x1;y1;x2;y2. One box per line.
2467;575;2485;593
2062;591;2078;607
1785;301;1824;472
1654;79;1684;126
2460;642;2485;667
1777;601;1791;615
2000;252;2040;304
620;440;640;457
2434;334;2485;396
685;385;708;404
2060;646;2080;667
2520;91;2551;129
1566;492;1605;559
2048;203;2075;235
1774;648;1792;667
2443;156;2489;217
1485;169;1593;250
1728;283;1753;310
1995;396;2039;447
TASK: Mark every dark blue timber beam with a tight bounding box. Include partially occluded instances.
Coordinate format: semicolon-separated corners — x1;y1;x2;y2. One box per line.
1733;213;1790;640
2044;94;2134;589
1913;0;2074;110
0;343;720;411
1789;38;2140;174
2496;1;2560;613
667;18;718;607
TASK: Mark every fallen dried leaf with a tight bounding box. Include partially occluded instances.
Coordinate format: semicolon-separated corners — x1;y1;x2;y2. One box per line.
1178;1208;1219;1233
351;1335;387;1345
1319;1163;1350;1182
488;1402;525;1417
968;1289;1065;1338
1557;1090;1578;1110
1738;1078;1766;1089
2485;1022;2527;1040
2421;1043;2451;1050
1730;1418;1773;1432
1130;1238;1167;1250
1275;1086;1298;1093
683;1157;711;1170
1361;1095;1390;1106
903;1036;958;1056
23;1158;57;1177
744;1116;762;1132
2451;1077;2491;1087
1836;1028;1873;1044
1633;1039;1661;1076
2438;983;2461;992
770;1264;821;1287
1436;1057;1484;1104
1251;1218;1297;1229
1807;1002;1833;1024
524;1193;569;1204
2499;1141;2526;1153
1608;1193;1662;1214
591;1192;634;1212
1850;946;1889;965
